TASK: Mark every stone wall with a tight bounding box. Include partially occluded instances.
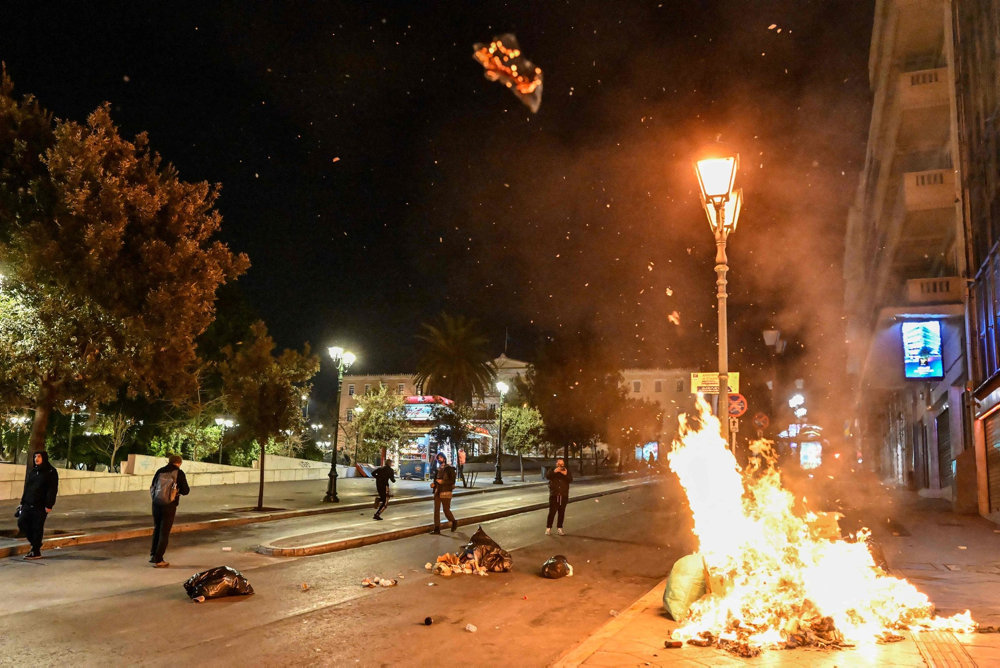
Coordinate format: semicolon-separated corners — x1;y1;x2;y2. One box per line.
0;454;346;501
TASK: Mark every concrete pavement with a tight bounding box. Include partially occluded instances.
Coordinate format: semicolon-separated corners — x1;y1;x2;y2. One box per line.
553;484;1000;667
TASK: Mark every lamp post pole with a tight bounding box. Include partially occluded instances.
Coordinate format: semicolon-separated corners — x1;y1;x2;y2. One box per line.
713;205;732;450
695;150;741;452
324;346;356;503
493;380;509;485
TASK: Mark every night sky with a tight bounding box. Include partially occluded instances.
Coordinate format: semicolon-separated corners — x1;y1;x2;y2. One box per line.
2;1;874;419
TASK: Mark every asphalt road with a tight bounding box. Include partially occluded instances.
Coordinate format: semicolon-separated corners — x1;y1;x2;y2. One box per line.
0;477;692;667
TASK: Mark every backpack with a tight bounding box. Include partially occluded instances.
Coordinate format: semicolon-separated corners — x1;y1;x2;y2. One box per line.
151;468;179;505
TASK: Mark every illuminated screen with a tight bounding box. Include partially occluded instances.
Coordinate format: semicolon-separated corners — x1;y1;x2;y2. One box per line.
901;321;944;379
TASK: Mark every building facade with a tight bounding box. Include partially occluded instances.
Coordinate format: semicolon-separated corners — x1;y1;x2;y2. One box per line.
844;0;972;503
953;0;1000;519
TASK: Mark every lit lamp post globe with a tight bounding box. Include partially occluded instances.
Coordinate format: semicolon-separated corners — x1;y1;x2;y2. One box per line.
324;345;356;502
214;417;234;464
493;380;509;485
694;148;742;451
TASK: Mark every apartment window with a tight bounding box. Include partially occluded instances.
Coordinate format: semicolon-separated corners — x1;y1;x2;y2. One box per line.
346;409;354;423
398;383;405;394
654;380;662;393
632;380;641;393
364;383;371;393
676;379;684;392
348;384;355;396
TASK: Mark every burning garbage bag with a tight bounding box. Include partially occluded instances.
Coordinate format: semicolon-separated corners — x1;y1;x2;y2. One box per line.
459;526;513;573
183;566;255;601
540;554;573;579
663;554;706;622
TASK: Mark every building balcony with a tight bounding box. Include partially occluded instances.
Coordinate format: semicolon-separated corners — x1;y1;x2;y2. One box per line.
903;168;955;211
906;276;963;304
898;67;949;109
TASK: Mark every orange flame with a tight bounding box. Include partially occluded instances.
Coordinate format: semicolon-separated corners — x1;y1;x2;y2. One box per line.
667;399;974;652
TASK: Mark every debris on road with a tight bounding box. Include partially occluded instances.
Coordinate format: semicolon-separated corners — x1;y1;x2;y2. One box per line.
428;527;512;577
664;640;682;649
361;576;397;588
424;617;433;626
300;583;310;591
465;623;478;633
540;554;573;579
183;566;254;601
221;546;232;552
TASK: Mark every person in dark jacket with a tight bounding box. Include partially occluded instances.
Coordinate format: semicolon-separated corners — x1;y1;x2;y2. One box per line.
430;452;458;534
545;458;573;535
372;458;396;520
149;454;190;568
18;451;59;560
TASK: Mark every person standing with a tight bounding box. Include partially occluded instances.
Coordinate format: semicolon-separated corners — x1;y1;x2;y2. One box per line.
545;457;573;536
149;454;190;568
372;457;396;520
457;447;467;487
18;451;59;560
430;452;457;534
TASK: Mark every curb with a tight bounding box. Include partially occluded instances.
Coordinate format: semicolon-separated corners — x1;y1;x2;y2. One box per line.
0;479;549;559
256;480;653;557
551;579;668;668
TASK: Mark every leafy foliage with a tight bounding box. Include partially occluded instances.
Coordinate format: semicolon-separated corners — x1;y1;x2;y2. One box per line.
429;403;477;460
414;313;496;405
351;384;407;463
500;404;545;456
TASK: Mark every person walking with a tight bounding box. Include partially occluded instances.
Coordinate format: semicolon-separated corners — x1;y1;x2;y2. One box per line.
457;447;467;487
149;454;190;568
17;451;59;560
545;457;573;536
372;457;396;520
430;451;457;534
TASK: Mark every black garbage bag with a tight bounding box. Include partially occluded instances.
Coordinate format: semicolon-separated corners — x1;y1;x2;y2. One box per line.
460;526;513;572
183;566;255;600
541;554;573;579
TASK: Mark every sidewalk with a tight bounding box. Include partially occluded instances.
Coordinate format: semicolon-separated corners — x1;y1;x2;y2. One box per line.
0;471;553;558
554;484;1000;667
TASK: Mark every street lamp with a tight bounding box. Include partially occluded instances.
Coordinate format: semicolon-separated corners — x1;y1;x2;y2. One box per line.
324;345;357;502
215;417;234;463
695;148;742;451
494;380;509;484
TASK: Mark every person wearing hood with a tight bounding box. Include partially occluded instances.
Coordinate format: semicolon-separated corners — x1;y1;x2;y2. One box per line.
18;450;59;560
429;451;458;534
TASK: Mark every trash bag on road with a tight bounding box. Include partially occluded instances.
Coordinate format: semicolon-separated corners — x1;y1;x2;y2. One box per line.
459;526;513;573
184;566;255;600
663;553;706;622
541;554;573;579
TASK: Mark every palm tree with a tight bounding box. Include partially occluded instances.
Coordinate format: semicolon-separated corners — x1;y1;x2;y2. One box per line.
414;313;496;405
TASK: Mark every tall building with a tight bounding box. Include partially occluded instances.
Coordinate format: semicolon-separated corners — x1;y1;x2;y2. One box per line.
953;0;1000;519
844;0;971;501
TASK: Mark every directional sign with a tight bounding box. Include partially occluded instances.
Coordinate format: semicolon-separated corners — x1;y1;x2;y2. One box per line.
729;416;740;433
753;412;770;429
728;393;748;417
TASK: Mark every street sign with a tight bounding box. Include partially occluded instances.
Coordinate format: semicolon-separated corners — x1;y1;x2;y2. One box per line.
729;416;739;433
690;372;740;394
753;412;770;429
728;393;748;417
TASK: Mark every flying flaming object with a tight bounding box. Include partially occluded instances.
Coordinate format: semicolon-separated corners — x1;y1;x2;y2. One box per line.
472;33;543;113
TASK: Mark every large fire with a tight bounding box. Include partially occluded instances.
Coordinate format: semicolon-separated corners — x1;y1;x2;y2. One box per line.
666;399;975;655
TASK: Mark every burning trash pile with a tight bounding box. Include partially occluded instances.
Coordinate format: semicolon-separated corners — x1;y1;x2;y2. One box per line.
664;400;975;657
426;526;513;577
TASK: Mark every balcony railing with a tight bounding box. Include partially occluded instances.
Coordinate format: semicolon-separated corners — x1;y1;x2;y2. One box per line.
898;67;948;109
906;276;962;304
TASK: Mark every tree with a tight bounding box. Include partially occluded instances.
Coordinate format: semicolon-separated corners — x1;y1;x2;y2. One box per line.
352;385;407;464
414;313;496;405
0;73;249;469
526;331;626;468
88;411;141;471
607;398;663;472
429;403;476;464
217;321;318;510
500;404;544;481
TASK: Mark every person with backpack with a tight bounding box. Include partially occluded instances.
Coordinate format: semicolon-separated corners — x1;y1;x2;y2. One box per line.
17;450;59;560
149;454;190;568
371;457;396;520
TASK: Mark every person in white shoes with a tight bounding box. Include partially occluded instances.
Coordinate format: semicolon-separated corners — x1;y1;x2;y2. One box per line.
545;458;572;535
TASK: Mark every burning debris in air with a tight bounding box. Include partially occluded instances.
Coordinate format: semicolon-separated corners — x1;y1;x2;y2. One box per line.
666;399;975;656
472;33;543;112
